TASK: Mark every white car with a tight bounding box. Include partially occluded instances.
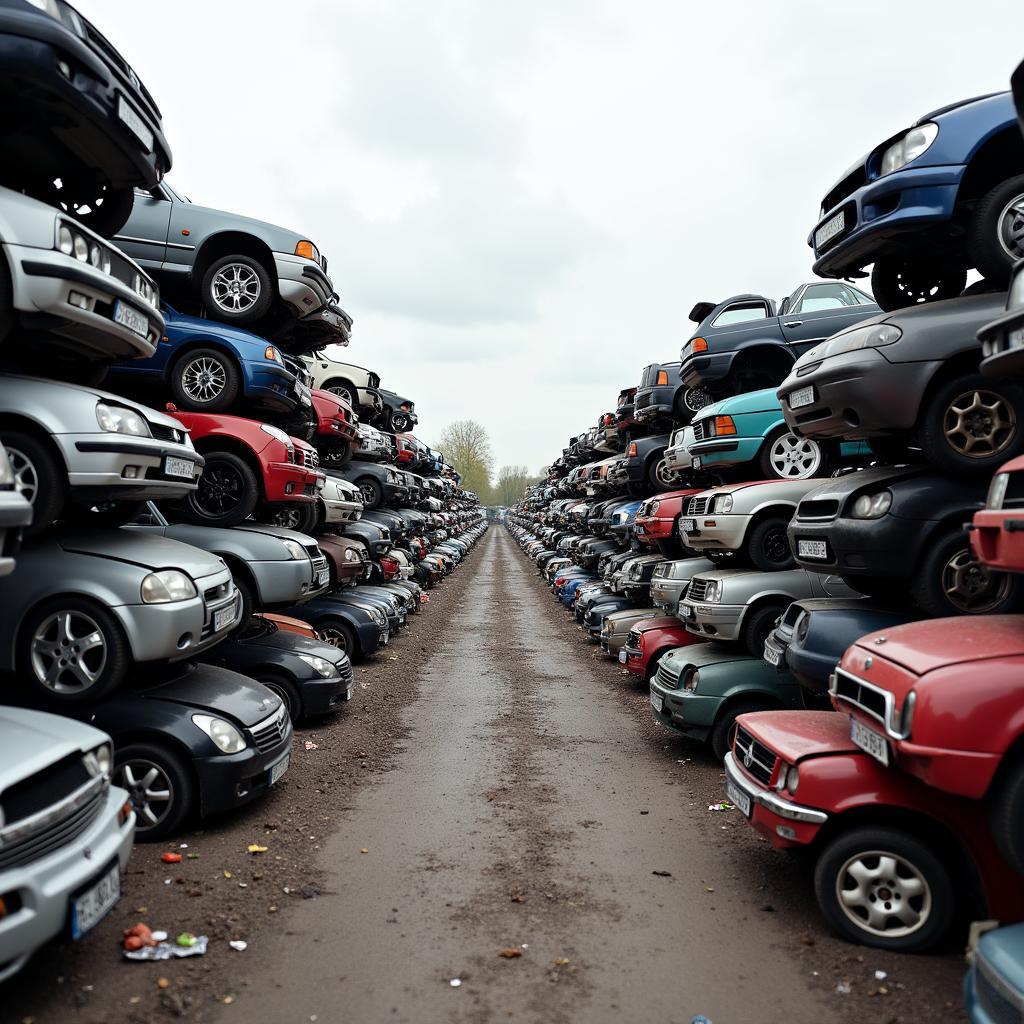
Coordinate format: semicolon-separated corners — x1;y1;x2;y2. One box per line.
302;354;382;416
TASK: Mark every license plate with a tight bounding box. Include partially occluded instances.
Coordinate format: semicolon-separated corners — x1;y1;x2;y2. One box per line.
681;604;695;620
214;603;236;632
692;457;702;470
117;94;154;150
114;300;149;337
726;780;752;818
850;717;889;765
680;518;696;533
814;209;846;249
163;455;195;479
71;863;120;940
764;643;781;667
618;649;628;664
788;385;816;409
317;568;330;586
268;753;290;786
797;538;828;560
650;691;664;713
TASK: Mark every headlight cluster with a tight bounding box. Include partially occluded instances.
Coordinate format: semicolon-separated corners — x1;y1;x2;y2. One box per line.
141;569;197;604
629;563;642;579
804;324;901;363
987;472;1009;511
192;713;247;753
132;272;158;306
850;491;893;519
83;743;112;778
795;611;810;646
264;345;284;365
372;608;387;626
702;579;723;603
298;654;338;678
712;494;733;514
775;762;799;794
96;402;151;436
58;222;111;274
281;539;306;560
344;547;357;561
260;422;295;458
878;122;938;176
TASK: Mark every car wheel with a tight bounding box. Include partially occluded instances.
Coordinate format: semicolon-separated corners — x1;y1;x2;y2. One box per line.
171;348;241;412
184;452;259;526
259;504;303;530
917;373;1024;477
870;256;967;312
967;174;1024;287
390;412;412;433
710;698;773;762
319;439;352;467
258;672;303;724
679;386;712;418
650;457;676;490
201;255;273;324
294;502;320;534
357;477;384;509
323;380;355;406
759;428;830;480
746;516;794;571
45;179;135;237
739;602;785;659
20;597;129;702
989;756;1024;874
316;619;358;659
909;528;1018;616
813;826;954;951
114;743;195;842
1;430;66;537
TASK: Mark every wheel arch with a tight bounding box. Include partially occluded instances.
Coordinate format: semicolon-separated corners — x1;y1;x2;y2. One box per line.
113;729;203;813
191;435;266;500
956;126;1024;206
193;231;277;290
0;414;69;472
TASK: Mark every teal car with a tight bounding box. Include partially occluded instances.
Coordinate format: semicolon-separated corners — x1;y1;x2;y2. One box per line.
649;642;805;761
688;387;868;480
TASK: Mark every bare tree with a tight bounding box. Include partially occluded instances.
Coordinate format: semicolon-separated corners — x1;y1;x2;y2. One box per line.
436;420;494;497
493;464;536;505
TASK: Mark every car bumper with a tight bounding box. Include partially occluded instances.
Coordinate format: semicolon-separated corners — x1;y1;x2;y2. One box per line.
689;436;757;469
679;513;748;551
243;363;300;413
634;517;674;541
979;305;1024;380
0;782;134;983
662;446;692;471
195;721;293;817
650;582;684;610
251;559;329;607
263;462;322;503
788;514;921;577
634;387;676;422
680;351;736;389
298;672;352;715
649;677;716;740
678;600;742;641
971;510;1024;572
321;496;362;524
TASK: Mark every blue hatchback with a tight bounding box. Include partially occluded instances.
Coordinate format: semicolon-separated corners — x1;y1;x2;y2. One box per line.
106;305;300;413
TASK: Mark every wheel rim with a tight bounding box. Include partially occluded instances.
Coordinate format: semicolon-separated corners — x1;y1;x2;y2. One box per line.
30;609;107;694
6;446;38;505
684;387;712;413
318;626;348;652
327;386;354;405
768;433;822;479
115;759;174;830
943;388;1016;459
265;506;301;529
761;528;791;566
211;263;261;313
835;848;932;939
193;462;244;517
655;460;676;488
996;192;1024;261
321;445;348;466
392;414;410;431
941;547;1012;613
181;356;228;403
889;263;959;304
358;482;377;505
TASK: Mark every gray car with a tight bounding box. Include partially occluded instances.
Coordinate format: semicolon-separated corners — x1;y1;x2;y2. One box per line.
0;375;203;535
114;180;350;348
0;529;240;702
0;441;31;577
0;708;134;983
649;557;716;613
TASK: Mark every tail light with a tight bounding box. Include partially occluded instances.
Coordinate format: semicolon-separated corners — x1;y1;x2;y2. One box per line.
656;370;669;385
714;416;736;436
691;338;708;353
627;442;637;457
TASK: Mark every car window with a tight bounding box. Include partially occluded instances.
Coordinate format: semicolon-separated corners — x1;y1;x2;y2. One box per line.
711;302;770;327
793;283;873;314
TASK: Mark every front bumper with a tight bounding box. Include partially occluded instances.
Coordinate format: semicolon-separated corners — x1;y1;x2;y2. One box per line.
971;509;1024;572
251;558;330;607
788;514;921;578
678;600;742;641
980;304;1024;380
297;671;352;715
243;363;300;413
634;387;676;422
649;676;716;740
662;446;692;471
634;517;674;542
689;436;757;470
680;351;735;389
679;512;748;552
321;496;362;525
263;461;322;503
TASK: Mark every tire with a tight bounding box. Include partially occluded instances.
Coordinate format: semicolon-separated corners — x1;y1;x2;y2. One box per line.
909;527;1018;616
44;179;134;238
746;516;795;571
201;255;273;324
710;698;773;762
989;757;1024;874
316;618;359;660
357;477;384;510
258;671;303;724
0;430;66;537
170;348;241;412
917;373;1024;477
323;380;356;406
319;439;352;468
114;743;195;841
0;253;14;343
295;502;320;534
227;567;256;625
870;256;967;312
758;427;832;480
183;451;259;526
390;411;412;433
739;602;786;658
813;826;955;951
258;503;316;533
967;174;1024;287
18;596;130;702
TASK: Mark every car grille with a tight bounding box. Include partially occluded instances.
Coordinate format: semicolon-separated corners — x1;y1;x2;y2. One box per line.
692;420;706;442
149;422;186;444
975;955;1024;1024
654;660;680;690
797;499;839;521
250;706;289;753
310;555;328;578
821;169;867;222
337;658;354;690
688;577;711;602
204;580;231;604
304;448;320;469
831;669;889;726
687;495;710;516
734;726;777;786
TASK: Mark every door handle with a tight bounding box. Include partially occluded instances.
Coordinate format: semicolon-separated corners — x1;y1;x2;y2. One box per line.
784;320;803;328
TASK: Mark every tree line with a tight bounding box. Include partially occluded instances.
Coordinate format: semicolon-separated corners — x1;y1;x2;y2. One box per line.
435;420;541;506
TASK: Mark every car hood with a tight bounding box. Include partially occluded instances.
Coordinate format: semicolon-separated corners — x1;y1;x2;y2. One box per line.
0;707;103;782
739;710;859;761
138;664;283;727
242;627;346;664
165;521;314;553
796;465;925;505
59;529;226;578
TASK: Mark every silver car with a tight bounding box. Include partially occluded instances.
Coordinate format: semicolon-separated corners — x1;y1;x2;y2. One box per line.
662;425;696;474
319;475;363;525
609;552;665;595
0;442;31;577
679;567;855;656
0;708;134;982
649;557;716;613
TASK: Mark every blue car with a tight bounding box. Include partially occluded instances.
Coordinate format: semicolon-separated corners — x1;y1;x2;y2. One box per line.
964;923;1024;1023
810;91;1024;310
106;305;300;413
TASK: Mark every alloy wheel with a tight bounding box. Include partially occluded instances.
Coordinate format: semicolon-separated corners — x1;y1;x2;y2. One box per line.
943;389;1016;458
358;481;377;505
6;446;38;504
264;506;302;530
318;626;349;652
768;433;822;479
30;609;107;694
942;547;1011;613
835;849;931;939
327;385;354;405
194;463;244;516
181;355;228;403
115;759;174;830
684;387;712;413
211;263;261;313
392;413;411;432
996;192;1024;261
654;459;678;488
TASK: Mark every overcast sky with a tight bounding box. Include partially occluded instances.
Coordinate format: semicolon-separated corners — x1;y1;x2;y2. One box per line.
80;1;1024;474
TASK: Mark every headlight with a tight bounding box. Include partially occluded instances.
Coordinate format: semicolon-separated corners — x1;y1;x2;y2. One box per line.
712;494;733;514
372;608;387;625
141;569;198;603
682;668;700;691
281;539;306;560
265;345;284;364
988;472;1009;511
775;762;799;794
1009;263;1024;312
344;548;357;561
878;122;938;176
192;714;247;753
298;654;338;678
703;580;722;603
95;402;151;436
850;491;893;519
27;0;86;35
260;423;293;446
132;273;156;305
804;324;901;363
795;611;810;646
83;743;112;777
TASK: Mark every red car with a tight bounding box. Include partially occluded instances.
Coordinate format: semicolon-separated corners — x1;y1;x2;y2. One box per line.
634;489;702;556
724;710;1024;952
620;616;701;680
971;454;1024;572
170;407;324;527
310;388;359;466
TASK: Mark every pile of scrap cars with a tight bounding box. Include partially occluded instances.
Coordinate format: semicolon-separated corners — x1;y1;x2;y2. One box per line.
0;0;483;982
508;61;1024;1016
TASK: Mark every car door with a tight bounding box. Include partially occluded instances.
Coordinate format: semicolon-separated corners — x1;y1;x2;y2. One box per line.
114;187;171;269
780;282;879;357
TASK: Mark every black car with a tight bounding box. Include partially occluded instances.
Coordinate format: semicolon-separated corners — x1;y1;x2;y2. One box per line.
788;465;1021;616
634;361;705;427
283;594;387;661
0;0;172;236
201;615;353;722
621;433;674;496
375;389;417;433
331;461;405;510
342;519;392;558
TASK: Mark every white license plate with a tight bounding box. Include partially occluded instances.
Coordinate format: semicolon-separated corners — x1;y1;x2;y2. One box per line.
163;455;195;479
681;604;695;620
214;603;236;632
850;717;889;765
618;649;628;663
114;300;149;337
725;780;752;818
650;691;664;713
691;456;702;470
269;752;290;786
814;209;846;249
317;568;330;586
788;385;816;409
764;643;781;667
797;538;828;560
117;94;154;150
71;863;120;940
680;518;696;533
